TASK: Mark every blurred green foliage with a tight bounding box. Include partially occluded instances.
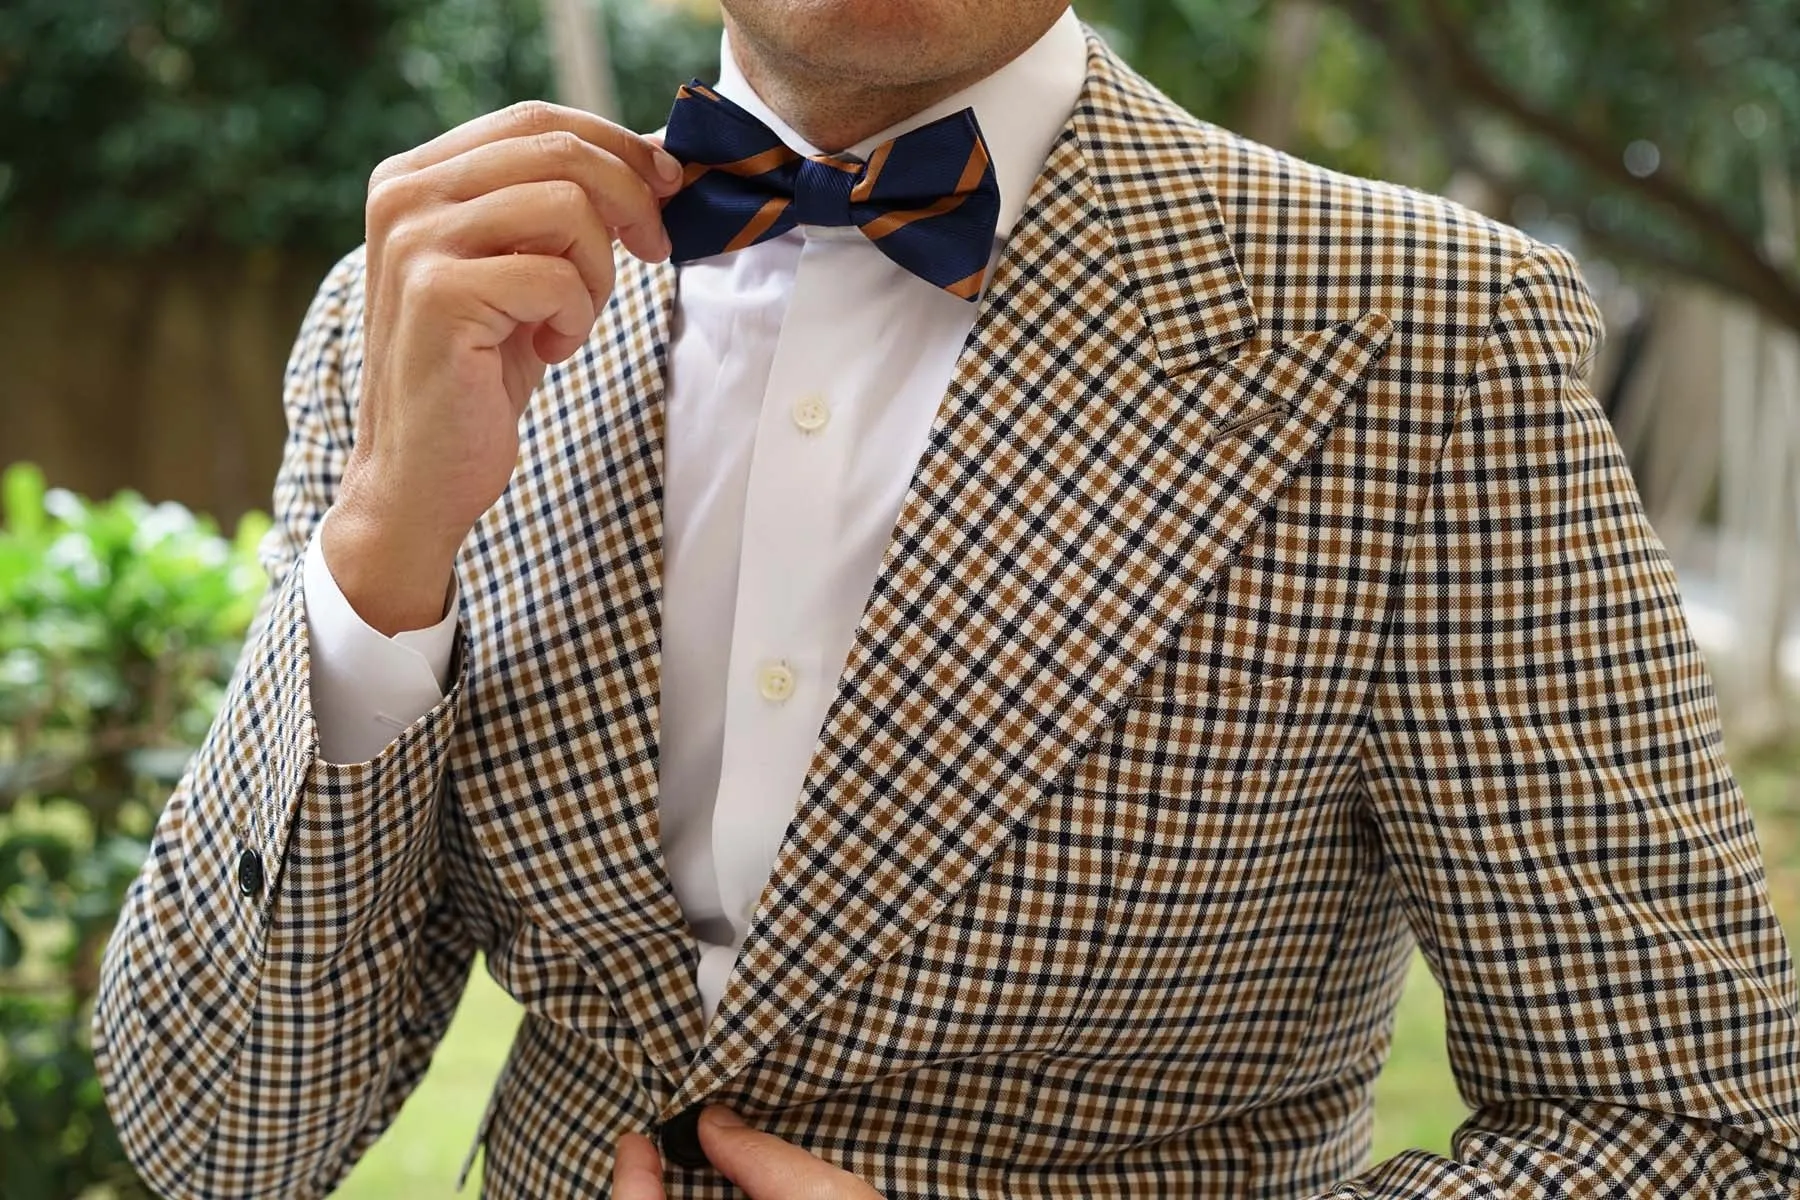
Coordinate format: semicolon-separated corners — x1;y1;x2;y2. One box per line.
0;0;718;252
1080;0;1398;180
0;464;269;1198
606;0;723;134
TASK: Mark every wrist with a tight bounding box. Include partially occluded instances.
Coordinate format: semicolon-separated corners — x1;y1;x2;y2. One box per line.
320;500;461;637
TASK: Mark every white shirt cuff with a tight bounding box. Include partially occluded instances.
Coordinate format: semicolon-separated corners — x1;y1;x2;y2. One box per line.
302;524;458;765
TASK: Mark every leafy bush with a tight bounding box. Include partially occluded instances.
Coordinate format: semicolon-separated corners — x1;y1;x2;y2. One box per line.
0;0;563;251
0;463;268;1198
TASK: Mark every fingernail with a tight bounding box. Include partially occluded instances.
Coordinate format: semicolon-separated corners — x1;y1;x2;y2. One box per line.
701;1106;744;1128
653;148;683;185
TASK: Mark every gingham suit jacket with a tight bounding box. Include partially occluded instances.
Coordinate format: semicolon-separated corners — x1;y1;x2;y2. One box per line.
96;32;1800;1200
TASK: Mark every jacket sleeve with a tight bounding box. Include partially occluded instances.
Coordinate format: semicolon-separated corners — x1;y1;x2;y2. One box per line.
92;246;480;1199
1332;244;1800;1198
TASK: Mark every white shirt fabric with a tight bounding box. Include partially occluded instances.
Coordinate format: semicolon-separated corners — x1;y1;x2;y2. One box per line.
302;8;1088;1025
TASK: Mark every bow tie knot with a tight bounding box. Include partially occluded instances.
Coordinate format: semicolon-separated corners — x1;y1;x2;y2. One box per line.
660;82;1001;300
790;157;857;227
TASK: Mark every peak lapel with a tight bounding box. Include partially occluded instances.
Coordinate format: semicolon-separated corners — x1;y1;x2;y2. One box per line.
669;42;1393;1112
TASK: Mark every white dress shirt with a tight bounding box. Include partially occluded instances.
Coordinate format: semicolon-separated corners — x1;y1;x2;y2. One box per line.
303;8;1087;1024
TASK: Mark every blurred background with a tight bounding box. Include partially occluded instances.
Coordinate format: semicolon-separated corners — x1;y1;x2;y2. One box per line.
1;0;1796;1195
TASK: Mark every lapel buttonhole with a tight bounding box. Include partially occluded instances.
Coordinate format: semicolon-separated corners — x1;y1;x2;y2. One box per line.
1205;399;1295;447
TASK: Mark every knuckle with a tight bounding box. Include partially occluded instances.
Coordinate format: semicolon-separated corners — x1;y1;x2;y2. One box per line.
805;1165;860;1200
367;154;403;195
383;214;428;257
545;177;589;213
364;175;412;230
552;256;589;295
407;256;455;302
534;128;585;162
504;98;559;132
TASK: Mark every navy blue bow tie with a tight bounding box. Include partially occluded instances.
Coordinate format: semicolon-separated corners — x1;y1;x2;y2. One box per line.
659;82;1001;300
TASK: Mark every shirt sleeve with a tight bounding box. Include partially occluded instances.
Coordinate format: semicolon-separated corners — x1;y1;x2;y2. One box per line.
301;518;458;765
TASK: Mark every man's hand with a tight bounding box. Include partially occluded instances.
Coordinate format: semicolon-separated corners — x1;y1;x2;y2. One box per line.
613;1107;886;1199
325;101;685;635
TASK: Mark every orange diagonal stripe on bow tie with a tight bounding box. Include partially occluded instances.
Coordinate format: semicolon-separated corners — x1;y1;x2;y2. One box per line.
943;266;986;300
849;141;894;204
723;196;792;252
681;143;804;188
858;139;992;241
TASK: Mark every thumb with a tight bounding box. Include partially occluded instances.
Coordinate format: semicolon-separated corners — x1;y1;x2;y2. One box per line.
644;129;680;208
697;1107;878;1199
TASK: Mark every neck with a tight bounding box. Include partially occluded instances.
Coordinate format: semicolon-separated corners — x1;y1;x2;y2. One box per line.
722;16;1026;153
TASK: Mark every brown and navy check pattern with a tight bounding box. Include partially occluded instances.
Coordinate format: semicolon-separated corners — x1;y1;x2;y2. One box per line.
94;29;1800;1200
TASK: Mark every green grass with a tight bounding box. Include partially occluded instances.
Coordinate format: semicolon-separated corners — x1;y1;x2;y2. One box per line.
337;746;1800;1196
1369;958;1459;1159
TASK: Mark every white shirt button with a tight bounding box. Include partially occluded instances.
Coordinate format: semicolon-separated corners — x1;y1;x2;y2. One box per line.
791;395;830;433
757;660;797;702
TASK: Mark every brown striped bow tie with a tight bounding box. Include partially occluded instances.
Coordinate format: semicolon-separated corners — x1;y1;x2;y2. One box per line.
660;81;1002;300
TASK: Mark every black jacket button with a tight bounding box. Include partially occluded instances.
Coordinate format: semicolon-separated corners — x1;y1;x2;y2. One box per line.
656;1104;709;1170
237;847;265;899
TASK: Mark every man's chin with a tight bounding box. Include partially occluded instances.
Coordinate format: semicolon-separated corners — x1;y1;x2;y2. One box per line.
723;0;967;74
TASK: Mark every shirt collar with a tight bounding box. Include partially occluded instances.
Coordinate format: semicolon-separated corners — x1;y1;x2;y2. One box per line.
712;6;1087;241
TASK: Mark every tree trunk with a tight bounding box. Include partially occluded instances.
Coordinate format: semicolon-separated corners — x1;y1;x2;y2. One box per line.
1241;0;1324;149
543;0;621;121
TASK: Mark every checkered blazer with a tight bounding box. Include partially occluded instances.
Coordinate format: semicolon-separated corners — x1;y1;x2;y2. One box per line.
95;30;1800;1200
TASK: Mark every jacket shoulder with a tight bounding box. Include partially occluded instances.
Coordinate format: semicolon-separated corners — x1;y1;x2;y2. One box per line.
1202;121;1542;301
1087;42;1560;349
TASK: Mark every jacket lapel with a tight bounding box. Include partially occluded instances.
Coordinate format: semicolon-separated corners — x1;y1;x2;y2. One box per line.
667;41;1392;1112
456;259;707;1085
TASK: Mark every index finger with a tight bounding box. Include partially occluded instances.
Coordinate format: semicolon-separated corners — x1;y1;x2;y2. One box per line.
377;100;681;192
612;1132;667;1200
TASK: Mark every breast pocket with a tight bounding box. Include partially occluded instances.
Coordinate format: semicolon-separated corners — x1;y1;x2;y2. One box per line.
1079;669;1302;795
1025;671;1366;1139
